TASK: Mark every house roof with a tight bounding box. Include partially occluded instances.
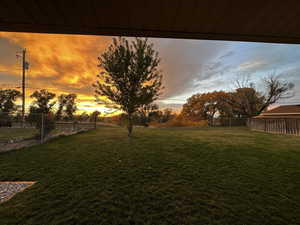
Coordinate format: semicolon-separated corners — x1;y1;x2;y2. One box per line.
1;0;300;44
255;105;300;118
264;105;300;114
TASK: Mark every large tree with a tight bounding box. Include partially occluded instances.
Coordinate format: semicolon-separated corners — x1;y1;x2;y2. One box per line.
94;37;163;136
226;87;265;117
0;89;21;113
181;91;231;124
226;76;294;117
30;89;56;113
259;76;294;113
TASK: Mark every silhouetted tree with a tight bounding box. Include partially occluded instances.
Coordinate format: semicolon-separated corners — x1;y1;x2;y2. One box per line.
259;76;294;113
29;89;56;139
0;89;21;113
136;104;159;126
0;89;21;127
94;37;163;136
90;111;101;122
56;94;77;120
30;89;56;114
78;112;90;122
226;76;294;117
55;95;66;120
159;108;175;123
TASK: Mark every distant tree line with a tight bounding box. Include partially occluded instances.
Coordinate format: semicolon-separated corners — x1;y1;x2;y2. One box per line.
104;105;175;127
0;88;79;138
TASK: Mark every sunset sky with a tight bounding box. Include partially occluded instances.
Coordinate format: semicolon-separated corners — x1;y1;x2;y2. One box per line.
1;32;300;114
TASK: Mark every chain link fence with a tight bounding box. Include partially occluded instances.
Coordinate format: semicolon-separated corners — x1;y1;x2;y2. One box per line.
210;117;248;127
0;112;96;146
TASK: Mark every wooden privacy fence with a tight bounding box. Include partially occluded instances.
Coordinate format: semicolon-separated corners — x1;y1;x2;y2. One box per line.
247;118;300;135
55;121;96;130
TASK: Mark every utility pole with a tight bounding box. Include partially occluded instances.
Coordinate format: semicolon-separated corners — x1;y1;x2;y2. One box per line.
18;48;29;127
22;49;26;127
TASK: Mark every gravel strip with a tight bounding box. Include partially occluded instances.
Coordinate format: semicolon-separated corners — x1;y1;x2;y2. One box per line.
0;139;38;153
0;129;91;153
0;182;35;203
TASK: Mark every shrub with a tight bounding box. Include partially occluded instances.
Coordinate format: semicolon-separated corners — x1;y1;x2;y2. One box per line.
150;115;208;128
0;113;12;127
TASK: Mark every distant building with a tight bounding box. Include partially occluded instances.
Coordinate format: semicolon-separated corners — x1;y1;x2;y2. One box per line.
255;105;300;119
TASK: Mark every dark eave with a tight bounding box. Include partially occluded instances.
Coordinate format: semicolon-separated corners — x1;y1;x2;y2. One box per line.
1;0;300;44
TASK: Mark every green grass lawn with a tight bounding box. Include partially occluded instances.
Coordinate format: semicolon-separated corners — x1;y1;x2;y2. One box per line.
0;128;38;141
0;127;300;225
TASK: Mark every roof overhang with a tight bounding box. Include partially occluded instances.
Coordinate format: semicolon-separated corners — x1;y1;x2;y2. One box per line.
1;0;300;44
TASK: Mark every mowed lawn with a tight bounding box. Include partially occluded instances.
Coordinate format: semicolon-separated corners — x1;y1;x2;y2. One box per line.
0;127;300;225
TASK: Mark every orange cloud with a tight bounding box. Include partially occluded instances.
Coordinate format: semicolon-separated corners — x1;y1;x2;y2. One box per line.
0;32;112;113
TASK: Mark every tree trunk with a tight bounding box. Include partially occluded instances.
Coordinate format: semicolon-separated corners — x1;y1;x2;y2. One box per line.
127;113;133;137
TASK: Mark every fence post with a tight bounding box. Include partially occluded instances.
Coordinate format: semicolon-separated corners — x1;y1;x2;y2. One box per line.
94;116;97;129
41;113;44;144
297;119;299;135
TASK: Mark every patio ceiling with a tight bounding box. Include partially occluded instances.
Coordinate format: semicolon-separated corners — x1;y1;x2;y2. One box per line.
1;0;300;44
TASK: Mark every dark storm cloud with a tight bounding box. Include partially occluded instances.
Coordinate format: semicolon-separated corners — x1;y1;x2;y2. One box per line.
201;61;233;81
0;73;20;83
218;51;234;59
150;38;230;98
0;38;22;66
276;66;300;103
